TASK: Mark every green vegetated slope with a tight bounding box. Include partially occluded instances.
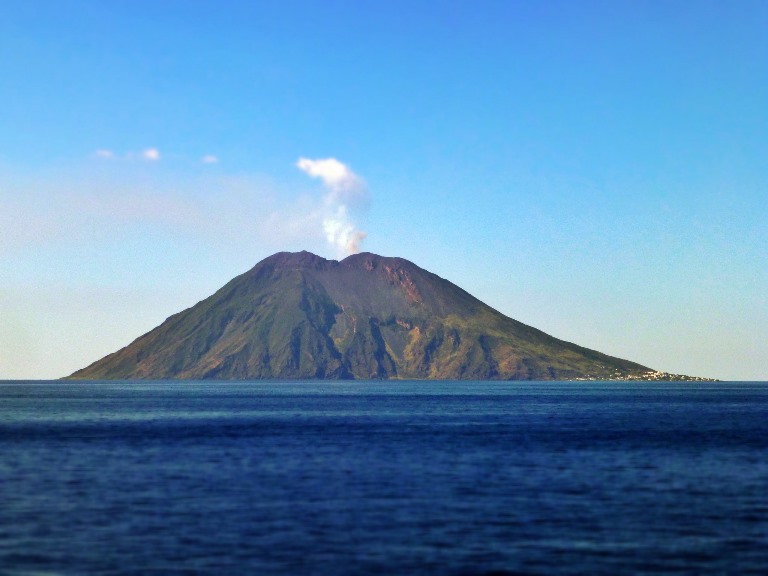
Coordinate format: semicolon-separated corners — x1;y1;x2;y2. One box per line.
69;251;651;380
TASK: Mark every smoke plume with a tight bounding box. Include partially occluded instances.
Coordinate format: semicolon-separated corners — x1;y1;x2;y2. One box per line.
296;157;368;256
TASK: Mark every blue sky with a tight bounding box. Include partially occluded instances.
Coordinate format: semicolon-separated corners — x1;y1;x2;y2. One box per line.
1;0;766;380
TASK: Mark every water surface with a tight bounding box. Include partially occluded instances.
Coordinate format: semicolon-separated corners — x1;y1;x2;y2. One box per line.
1;380;767;575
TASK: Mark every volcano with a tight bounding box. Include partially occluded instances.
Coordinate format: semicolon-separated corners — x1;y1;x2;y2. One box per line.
69;251;655;380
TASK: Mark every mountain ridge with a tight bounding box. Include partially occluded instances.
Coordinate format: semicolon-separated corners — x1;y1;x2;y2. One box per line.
68;251;710;381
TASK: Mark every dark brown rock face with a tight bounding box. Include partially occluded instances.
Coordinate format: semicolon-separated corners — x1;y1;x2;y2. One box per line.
69;251;650;380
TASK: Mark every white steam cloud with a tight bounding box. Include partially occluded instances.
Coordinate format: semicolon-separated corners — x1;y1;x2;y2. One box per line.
142;148;161;161
296;157;368;257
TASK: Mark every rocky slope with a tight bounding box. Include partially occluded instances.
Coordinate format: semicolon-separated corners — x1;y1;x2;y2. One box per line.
69;251;660;380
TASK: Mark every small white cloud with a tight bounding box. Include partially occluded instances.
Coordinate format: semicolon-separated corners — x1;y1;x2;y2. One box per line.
142;148;161;161
94;149;114;159
201;155;219;164
296;157;364;200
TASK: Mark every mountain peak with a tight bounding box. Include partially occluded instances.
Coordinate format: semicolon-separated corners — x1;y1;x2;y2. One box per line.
69;250;662;381
253;251;335;274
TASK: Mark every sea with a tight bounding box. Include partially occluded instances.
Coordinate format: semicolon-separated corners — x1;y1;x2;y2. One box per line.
1;380;767;575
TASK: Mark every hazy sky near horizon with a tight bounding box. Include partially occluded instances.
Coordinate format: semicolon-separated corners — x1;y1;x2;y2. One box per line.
1;0;766;380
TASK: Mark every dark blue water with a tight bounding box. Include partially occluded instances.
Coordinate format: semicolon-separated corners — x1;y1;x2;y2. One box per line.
1;381;767;575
